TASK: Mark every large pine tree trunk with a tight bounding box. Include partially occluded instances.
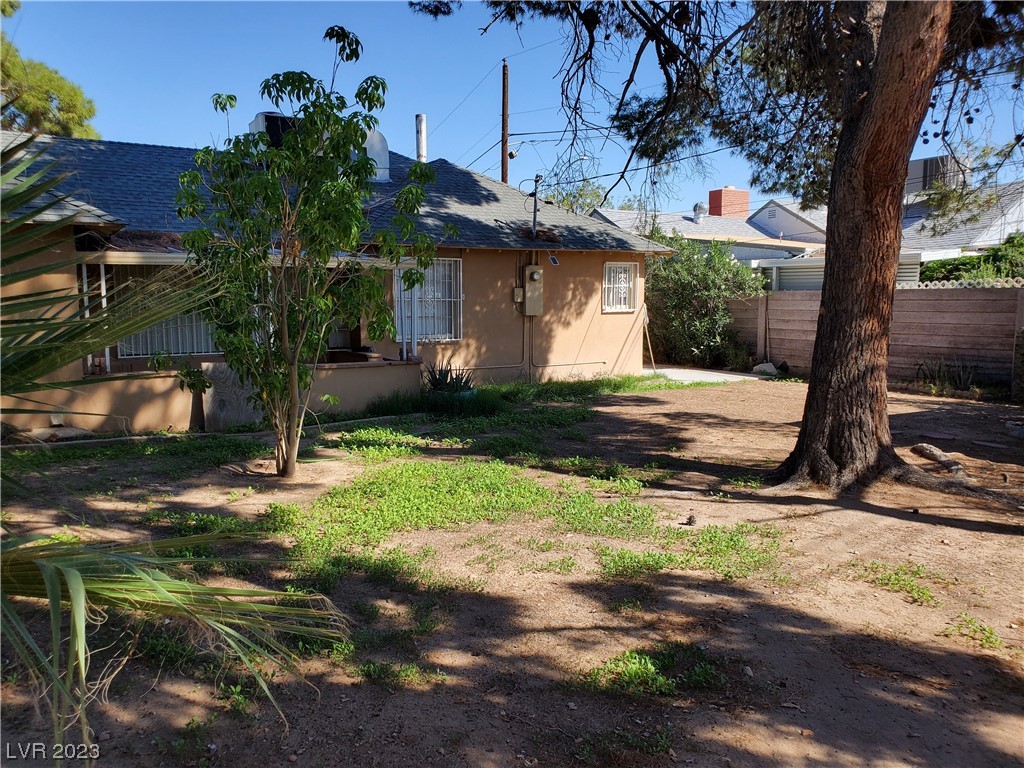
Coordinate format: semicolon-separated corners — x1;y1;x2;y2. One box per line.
774;1;953;489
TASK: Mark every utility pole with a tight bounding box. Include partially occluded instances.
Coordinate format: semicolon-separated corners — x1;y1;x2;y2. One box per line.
532;174;542;236
501;58;509;184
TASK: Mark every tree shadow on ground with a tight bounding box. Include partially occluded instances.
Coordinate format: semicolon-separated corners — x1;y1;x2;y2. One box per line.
6;552;1021;767
4;382;1022;766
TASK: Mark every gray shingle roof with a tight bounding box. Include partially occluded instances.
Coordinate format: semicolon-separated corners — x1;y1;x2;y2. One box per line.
2;132;124;228
3;131;203;233
765;200;829;233
591;207;776;241
760;186;1024;252
19;188;123;227
900;182;1024;250
3;131;666;254
369;154;668;253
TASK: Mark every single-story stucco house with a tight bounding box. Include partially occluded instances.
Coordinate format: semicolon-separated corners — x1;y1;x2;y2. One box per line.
1;127;669;434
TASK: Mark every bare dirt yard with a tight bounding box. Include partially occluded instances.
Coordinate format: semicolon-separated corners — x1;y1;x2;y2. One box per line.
3;379;1023;768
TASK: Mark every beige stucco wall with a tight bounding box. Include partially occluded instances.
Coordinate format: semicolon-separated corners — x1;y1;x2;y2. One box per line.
309;361;422;413
3;233;648;434
1;230;197;433
5;232;83;383
5;361;423;435
1;228;423;434
375;247;646;383
3;374;196;433
2;231;100;430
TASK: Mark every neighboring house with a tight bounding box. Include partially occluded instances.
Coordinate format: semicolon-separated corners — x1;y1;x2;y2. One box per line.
748;184;1024;288
589;204;819;262
1;128;668;434
595;173;1024;291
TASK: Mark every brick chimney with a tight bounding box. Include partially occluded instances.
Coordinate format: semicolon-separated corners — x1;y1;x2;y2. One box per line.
708;186;750;219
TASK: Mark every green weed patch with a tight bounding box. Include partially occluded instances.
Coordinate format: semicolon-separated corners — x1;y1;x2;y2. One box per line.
309;426;429;461
579;642;727;696
856;561;943;604
945;612;1003;649
483;374;718;404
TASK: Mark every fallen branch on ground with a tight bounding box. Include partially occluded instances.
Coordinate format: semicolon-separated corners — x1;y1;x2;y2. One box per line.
910;443;966;476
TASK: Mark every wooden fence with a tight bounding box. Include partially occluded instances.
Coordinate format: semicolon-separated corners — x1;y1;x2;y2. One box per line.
728;287;1024;394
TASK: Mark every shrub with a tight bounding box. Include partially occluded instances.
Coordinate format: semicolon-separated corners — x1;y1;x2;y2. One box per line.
644;235;764;369
920;231;1024;282
423;354;475;393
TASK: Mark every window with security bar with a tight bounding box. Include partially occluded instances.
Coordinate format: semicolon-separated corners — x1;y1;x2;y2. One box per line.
110;265;220;358
603;262;639;313
393;258;463;342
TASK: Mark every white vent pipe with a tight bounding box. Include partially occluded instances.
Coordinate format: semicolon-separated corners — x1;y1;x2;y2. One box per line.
416;114;427;163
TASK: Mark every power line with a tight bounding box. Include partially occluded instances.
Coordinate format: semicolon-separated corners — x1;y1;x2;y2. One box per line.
431;65;501;136
430;38;561;138
505;38;561;58
584;178;1024;247
466;140;502;170
540;142;748;188
536;148;1024;203
509;105;563;116
509;126;615;138
454;120;502;164
699;158;1024;211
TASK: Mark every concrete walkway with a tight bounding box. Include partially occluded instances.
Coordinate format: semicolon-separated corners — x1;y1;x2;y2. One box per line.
644;365;765;384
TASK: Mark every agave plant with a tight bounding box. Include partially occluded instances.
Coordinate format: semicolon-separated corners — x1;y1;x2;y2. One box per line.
1;130;347;743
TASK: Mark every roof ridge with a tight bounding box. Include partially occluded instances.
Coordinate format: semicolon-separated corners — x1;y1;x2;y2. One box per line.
427;156;533;200
1;130;204;153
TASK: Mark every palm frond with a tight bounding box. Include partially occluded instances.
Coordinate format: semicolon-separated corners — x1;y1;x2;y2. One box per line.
1;535;347;739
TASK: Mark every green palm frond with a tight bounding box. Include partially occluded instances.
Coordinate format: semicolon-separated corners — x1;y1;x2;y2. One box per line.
1;132;209;402
1;534;346;741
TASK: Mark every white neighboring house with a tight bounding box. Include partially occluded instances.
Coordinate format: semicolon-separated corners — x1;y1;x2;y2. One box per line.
746;199;921;289
593;176;1024;290
589;204;819;262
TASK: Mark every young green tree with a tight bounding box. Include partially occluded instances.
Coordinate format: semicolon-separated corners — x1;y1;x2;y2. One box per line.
1;2;99;138
179;26;445;478
415;1;1023;491
546;178;609;213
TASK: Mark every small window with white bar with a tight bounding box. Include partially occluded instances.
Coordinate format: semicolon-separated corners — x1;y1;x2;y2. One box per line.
602;262;639;313
393;258;463;342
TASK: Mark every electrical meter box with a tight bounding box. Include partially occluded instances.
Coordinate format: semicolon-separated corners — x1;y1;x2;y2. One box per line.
523;264;544;315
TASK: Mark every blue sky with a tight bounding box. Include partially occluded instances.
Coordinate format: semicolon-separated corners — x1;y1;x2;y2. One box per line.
5;1;1019;214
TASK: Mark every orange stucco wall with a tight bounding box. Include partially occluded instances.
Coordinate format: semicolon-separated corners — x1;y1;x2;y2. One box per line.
1;233;105;430
3;374;197;433
5;360;423;435
375;247;646;383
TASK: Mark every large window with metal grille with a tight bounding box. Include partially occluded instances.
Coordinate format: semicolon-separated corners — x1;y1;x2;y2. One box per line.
603;262;639;313
109;265;219;358
393;258;463;342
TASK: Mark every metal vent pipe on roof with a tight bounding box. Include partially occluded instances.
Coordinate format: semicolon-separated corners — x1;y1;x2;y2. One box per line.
416;114;427;163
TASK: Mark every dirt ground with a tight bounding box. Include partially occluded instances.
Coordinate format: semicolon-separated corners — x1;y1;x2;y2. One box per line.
3;380;1023;767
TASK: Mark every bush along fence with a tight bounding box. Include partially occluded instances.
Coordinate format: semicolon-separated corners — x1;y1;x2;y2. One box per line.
728;286;1024;402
